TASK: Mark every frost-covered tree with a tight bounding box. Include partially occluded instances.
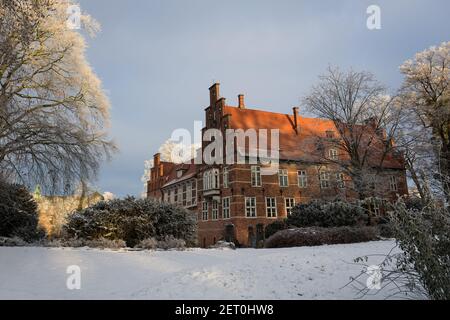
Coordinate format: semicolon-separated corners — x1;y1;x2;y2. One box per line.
302;67;403;199
399;42;450;203
0;0;116;194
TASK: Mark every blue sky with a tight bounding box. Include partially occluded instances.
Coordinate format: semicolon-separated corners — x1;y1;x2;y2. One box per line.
77;0;450;197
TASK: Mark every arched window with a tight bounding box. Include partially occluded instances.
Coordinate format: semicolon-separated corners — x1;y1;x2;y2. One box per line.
213;169;219;189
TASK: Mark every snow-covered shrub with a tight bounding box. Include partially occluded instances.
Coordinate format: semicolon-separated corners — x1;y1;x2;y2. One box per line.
136;238;158;249
209;240;236;250
264;226;378;248
155;235;186;250
84;238;126;249
264;220;287;239
288;200;368;228
0;236;28;247
136;236;186;250
0;181;44;241
377;223;394;238
64;197;197;247
388;200;450;300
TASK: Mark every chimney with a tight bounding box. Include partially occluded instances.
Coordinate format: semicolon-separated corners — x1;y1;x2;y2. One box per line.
154;153;161;167
209;82;220;106
293;107;299;134
238;94;245;109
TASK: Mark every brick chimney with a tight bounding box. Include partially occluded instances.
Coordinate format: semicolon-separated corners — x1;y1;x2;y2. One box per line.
209;82;220;106
154;153;160;167
238;94;245;109
293;107;299;134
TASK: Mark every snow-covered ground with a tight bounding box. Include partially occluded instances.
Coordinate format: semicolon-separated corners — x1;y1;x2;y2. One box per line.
0;240;405;300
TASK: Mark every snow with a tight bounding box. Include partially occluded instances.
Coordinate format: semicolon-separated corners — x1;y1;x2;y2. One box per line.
0;240;406;300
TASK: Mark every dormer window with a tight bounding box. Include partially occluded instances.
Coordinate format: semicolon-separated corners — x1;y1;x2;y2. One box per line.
326;130;335;139
328;149;338;160
176;169;184;178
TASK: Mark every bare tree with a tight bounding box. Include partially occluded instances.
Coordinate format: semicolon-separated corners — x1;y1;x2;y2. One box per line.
302;67;404;200
0;0;116;194
398;42;450;203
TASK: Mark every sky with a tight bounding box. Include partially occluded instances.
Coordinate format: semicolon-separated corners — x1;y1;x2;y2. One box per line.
76;0;450;197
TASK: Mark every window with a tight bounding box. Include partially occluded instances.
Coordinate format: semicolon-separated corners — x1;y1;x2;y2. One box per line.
223;167;229;188
336;172;345;188
373;200;381;215
170;189;175;203
251;166;262;187
298;170;308;188
203;169;219;190
278;169;289;187
326;130;335;139
177;186;183;205
191;180;197;205
213;169;219;189
389;176;398;191
285;198;295;215
222;197;231;219
163;191;168;203
265;197;277;218
319;171;330;189
202;202;208;221
212;200;219;220
245;197;257;217
186;183;192;207
182;184;187;206
329;149;338;160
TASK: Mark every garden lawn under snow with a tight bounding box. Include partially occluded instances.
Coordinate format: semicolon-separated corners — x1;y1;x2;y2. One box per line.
0;240;406;300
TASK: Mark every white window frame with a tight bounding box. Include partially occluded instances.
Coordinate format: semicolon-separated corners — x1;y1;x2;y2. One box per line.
223;167;229;188
278;169;289;187
202;202;208;221
245;197;257;217
266;197;277;218
336;172;345;189
373;200;381;215
213;169;219;189
251;166;262;187
285;197;295;215
222;197;231;219
170;189;175;203
389;176;398;191
203;169;220;190
191;180;197;205
319;171;330;189
186;183;192;207
177;186;183;205
212;200;219;220
329;149;338;160
298;170;307;188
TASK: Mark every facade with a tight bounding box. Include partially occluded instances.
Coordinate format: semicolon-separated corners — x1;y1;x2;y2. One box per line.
147;83;408;248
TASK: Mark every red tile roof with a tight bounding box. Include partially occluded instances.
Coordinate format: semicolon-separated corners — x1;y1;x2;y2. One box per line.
223;105;404;169
161;162;198;188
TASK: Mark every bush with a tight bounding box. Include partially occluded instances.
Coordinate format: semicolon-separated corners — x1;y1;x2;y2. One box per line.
40;237;126;249
136;238;158;249
287;200;368;228
388;200;450;300
0;236;28;247
136;236;186;250
0;181;44;241
377;223;394;238
63;196;197;247
264;220;287;238
264;226;379;248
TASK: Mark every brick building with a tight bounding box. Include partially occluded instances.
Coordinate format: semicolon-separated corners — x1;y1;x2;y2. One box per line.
147;83;408;247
